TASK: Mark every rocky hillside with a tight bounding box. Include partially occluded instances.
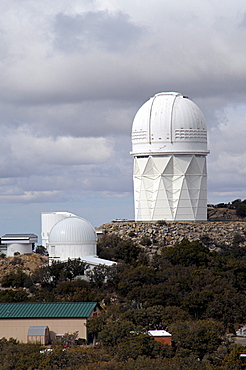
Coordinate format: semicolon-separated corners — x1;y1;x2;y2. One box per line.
207;206;239;220
0;253;48;278
98;215;246;256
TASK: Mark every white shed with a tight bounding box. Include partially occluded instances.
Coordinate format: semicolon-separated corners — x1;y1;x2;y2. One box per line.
27;325;50;345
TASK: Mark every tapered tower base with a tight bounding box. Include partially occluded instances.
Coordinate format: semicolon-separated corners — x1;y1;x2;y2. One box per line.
134;154;207;221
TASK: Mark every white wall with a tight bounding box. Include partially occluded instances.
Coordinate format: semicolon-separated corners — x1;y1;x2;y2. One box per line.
7;243;32;257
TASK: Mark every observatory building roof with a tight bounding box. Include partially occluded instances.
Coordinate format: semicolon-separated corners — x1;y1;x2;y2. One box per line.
49;217;97;244
131;92;209;156
1;234;38;243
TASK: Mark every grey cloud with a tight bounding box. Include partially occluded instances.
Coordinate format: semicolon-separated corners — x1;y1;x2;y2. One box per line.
0;99;136;140
0;157;133;204
0;191;65;204
0;128;114;178
0;0;246;220
239;13;246;28
22;101;136;138
53;10;145;53
207;103;246;203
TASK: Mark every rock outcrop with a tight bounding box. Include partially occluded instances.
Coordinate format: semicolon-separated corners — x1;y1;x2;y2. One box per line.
97;219;246;255
207;207;239;220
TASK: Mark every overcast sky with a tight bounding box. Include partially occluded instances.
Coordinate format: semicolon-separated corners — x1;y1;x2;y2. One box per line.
0;0;246;240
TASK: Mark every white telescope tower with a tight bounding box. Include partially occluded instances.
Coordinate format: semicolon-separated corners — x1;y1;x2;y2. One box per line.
131;92;209;221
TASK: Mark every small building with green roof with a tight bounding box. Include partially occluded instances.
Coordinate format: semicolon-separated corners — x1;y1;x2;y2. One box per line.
0;302;99;344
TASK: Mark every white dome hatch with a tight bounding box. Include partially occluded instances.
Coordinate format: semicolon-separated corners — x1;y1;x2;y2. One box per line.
131;92;209;156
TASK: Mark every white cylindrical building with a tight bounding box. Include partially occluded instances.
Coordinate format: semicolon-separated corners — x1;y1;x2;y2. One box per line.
41;212;76;247
131;92;209;221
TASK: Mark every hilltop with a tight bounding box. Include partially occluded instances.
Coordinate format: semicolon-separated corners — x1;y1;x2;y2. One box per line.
98;218;246;259
208;206;240;220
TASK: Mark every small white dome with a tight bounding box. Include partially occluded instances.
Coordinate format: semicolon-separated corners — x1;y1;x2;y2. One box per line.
131;92;209;156
49;217;97;244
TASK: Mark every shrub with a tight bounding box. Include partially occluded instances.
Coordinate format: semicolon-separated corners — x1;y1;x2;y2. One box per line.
140;237;152;246
236;203;246;218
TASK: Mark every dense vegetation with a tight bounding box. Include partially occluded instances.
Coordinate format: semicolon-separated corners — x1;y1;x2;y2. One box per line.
2;228;246;368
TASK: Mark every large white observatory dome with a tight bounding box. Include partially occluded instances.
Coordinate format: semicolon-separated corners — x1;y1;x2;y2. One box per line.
131;92;208;156
48;217;97;260
49;217;97;244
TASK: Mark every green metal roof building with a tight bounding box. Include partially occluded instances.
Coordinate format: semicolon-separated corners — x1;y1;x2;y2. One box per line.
0;302;97;318
0;302;99;344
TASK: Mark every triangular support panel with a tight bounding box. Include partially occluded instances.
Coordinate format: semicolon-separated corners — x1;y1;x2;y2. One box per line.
133;155;207;221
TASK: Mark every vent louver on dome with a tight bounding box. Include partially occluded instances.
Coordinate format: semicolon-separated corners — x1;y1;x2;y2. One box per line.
131;92;209;156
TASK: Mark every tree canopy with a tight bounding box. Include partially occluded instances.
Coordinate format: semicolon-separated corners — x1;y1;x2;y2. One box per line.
0;233;246;368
